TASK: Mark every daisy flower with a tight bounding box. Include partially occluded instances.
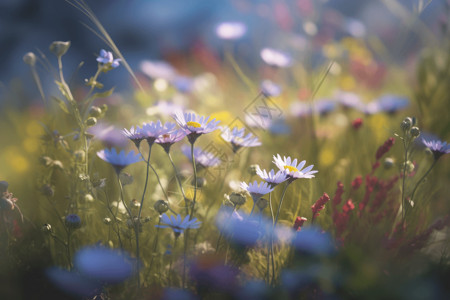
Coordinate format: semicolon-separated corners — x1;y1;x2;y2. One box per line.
181;144;221;168
122;125;146;148
155;129;187;153
155;213;201;236
256;166;288;187
422;138;450;160
273;154;318;181
260;48;292;68
141;121;176;145
215;22;247;40
97;148;142;174
221;127;261;153
97;49;121;69
173;111;220;144
240;180;274;200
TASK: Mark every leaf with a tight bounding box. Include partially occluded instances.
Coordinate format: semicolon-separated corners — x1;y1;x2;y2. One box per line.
51;96;70;114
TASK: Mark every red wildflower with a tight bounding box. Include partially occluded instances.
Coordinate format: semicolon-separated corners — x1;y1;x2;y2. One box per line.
311;193;330;222
332;182;345;207
375;137;395;160
351;118;363;130
293;217;308;231
351;175;363;190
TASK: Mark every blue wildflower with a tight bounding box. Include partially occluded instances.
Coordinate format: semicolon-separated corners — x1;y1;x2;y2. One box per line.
65;214;81;229
155;213;201;236
96;49;121;68
96;148;142;174
46;267;100;298
74;246;134;284
422;138;450;160
376;95;409;113
291;227;335;255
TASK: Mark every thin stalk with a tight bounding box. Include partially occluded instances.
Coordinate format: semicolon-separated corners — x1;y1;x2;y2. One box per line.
271;181;291;284
66;230;73;269
274;181;291;226
190;142;198;218
139;149;169;202
138;147;152;219
117;174;138;287
103;189;123;248
401;137;409;220
146;218;161;284
168;235;179;286
167;152;189;215
410;159;437;205
267;192;275;285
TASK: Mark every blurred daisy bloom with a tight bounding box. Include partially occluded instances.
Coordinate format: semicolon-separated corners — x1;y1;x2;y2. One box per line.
155;129;187;153
173;111;220;144
221;126;261;153
240;180;274;200
97;49;121;69
97;148;142;174
273;154;318;181
422;138;450;160
181;144;221;168
155;213;201;236
122;125;146;148
141;121;176;145
215;22;247;40
260;48;292;68
256;166;288;187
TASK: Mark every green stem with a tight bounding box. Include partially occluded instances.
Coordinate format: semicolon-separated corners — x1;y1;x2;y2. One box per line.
138;148;152;219
401;137;409;220
190;142;198;218
167;152;189;215
409;159;437;206
117;174;138;287
274;181;291;226
139;150;169;202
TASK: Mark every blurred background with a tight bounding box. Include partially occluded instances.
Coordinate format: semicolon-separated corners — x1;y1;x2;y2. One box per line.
0;0;447;107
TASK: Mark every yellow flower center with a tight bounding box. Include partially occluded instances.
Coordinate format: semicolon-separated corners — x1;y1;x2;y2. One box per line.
162;134;170;139
284;165;299;173
186;121;201;128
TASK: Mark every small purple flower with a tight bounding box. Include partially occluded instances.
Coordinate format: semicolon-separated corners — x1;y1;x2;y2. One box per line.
422;138;450;160
173;111;220;144
260;80;282;97
96;148;142;174
141;121;176;145
181;144;221;168
220;126;261;153
155;213;201;236
97;49;121;68
155;129;187;153
65;214;81;229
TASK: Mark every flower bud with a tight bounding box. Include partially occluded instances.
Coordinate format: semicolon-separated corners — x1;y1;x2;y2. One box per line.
229;192;246;206
42;223;52;233
143;216;151;223
257;198;268;210
154;199;169;214
400;117;412;132
191;177;206;188
89;106;102;118
84;194;94;202
410;126;420;138
23;52;36;66
248;164;259;176
130;199;140;209
383;157;395;169
401;161;415;173
100;104;108;112
85;117;97;127
49;41;70;57
65;214;81;229
103;217;112;225
41;184;54;197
